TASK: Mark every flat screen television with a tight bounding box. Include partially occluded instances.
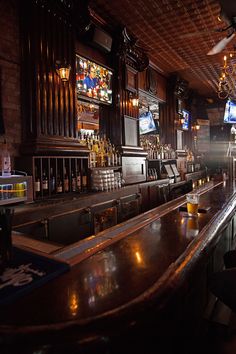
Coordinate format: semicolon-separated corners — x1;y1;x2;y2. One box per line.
223;99;236;123
182;109;190;130
76;54;113;104
139;111;156;135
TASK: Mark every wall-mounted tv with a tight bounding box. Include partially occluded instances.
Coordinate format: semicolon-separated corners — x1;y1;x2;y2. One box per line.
223;99;236;123
76;54;113;104
182;109;190;130
139;111;156;135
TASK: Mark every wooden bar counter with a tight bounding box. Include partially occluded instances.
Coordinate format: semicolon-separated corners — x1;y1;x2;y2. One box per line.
1;180;236;354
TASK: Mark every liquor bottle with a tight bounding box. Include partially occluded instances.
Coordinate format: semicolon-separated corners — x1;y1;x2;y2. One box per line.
112;145;117;166
1;140;11;177
64;168;69;192
117;149;121;166
42;170;48;194
71;171;77;192
34;168;41;198
76;168;81;192
105;147;111;167
50;167;56;194
81;168;87;192
56;176;63;193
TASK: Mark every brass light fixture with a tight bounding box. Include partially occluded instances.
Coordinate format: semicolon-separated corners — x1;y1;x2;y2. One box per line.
179;117;185;125
131;97;139;107
129;92;139;107
56;60;71;82
217;51;236;99
192;123;200;131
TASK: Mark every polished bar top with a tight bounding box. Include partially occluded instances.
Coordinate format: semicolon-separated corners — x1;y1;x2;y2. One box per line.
0;181;235;341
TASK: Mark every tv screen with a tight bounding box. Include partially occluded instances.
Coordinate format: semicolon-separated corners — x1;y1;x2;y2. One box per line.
76;55;113;104
223;99;236;123
139;111;156;135
182;109;190;130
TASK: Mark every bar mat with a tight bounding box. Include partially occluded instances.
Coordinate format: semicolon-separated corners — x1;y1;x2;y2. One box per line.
0;247;70;305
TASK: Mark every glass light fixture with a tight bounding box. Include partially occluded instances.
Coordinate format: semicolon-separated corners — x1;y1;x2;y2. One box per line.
129;92;139;107
217;51;236;99
191;123;200;131
56;60;71;82
131;97;139;107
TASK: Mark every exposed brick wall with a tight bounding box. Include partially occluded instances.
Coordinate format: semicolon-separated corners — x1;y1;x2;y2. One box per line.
0;0;21;170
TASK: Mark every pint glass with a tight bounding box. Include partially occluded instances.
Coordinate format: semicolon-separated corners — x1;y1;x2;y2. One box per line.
186;193;199;216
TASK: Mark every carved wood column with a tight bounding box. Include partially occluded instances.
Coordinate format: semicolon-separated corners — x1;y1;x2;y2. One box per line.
20;0;90;154
112;28;149;184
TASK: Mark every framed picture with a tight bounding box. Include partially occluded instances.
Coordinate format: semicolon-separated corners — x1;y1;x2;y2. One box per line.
125;65;138;93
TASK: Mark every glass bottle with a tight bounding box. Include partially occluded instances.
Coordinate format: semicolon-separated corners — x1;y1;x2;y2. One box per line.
34;167;41;198
76;166;81;192
1;140;11;177
56;176;63;193
117;149;121;166
81;168;88;192
50;167;56;194
71;171;77;192
64;168;69;192
42;170;48;194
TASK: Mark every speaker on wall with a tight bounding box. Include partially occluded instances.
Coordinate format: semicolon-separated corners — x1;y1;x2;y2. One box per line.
171;75;189;100
92;27;112;53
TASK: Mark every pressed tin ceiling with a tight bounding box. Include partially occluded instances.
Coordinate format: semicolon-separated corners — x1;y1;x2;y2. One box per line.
89;0;236;98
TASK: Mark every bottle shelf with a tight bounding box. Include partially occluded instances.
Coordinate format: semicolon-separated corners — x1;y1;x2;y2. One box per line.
89;166;122;171
33;156;89;200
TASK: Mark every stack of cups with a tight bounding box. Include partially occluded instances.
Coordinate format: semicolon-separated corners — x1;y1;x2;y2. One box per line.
91;169;117;192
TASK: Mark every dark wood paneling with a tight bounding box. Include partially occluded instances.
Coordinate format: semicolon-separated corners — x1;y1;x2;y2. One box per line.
139;184;149;212
159;83;176;148
21;1;77;153
138;67;167;102
138;70;146;91
156;71;167;102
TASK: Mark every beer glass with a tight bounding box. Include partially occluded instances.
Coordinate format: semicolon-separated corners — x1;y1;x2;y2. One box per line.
186;193;199;216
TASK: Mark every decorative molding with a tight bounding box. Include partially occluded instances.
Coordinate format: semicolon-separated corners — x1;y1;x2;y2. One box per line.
125;65;138;93
119;27;149;72
147;67;158;96
33;0;91;33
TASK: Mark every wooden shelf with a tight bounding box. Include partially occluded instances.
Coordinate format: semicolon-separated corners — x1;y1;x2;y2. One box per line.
89;166;122;171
